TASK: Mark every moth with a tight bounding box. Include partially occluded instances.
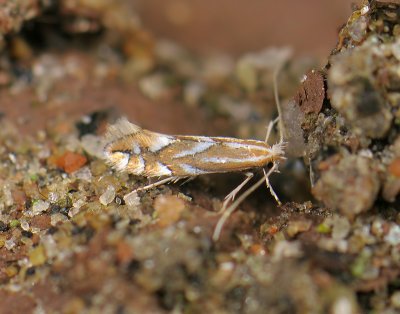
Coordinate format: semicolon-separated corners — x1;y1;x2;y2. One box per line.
103;117;285;240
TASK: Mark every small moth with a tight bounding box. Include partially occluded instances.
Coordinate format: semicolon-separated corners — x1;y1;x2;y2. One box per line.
103;118;285;240
103;54;290;240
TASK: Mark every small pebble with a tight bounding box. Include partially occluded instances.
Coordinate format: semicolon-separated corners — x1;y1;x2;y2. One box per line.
286;219;312;237
391;291;400;309
332;216;351;239
116;241;134;264
47;192;59;203
32;200;50;215
29;245;46;266
384;225;400;246
388;158;400;177
184;81;204;107
20;221;29;231
0;221;8;232
124;191;140;208
371;219;385;238
99;185;116;205
392;38;400;61
212;261;235;286
139;74;168;100
348;15;368;42
69;199;86;217
332;296;355;314
8;153;17;164
273;240;302;261
81;134;104;159
249;244;266;256
5;266;18;277
3;185;13;207
50;213;68;226
72;166;92;182
153;194;186;227
5;239;15;250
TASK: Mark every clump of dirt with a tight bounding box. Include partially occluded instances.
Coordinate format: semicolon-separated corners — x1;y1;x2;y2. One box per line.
294;1;400;217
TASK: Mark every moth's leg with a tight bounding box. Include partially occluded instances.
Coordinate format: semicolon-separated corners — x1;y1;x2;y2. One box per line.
213;175;266;241
133;176;180;193
263;165;281;205
219;172;254;214
212;165;282;241
180;177;195;186
124;176;181;201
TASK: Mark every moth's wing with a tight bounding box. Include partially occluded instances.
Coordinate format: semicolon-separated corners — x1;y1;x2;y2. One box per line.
104;117;142;142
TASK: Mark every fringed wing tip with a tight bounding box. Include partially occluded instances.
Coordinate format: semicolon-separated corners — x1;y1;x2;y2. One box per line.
104;117;141;142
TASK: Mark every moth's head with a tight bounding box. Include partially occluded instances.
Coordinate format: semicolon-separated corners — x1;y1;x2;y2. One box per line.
269;142;286;163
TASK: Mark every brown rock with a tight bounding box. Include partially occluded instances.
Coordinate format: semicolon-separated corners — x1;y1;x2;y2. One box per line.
153;194;186;227
294;70;325;114
30;215;51;230
313;155;380;218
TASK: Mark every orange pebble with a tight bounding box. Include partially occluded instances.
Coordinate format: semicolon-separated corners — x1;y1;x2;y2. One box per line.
11;189;27;209
389;158;400;177
56;151;87;174
268;225;279;235
249;244;266;256
116;241;134;265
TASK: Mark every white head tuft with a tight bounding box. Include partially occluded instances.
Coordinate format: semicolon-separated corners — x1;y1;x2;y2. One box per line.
270;142;286;161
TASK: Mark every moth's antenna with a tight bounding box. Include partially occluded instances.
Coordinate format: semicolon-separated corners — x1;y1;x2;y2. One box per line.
273;63;286;143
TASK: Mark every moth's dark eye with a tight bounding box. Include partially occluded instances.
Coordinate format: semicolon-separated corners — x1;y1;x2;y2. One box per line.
267;162;274;169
